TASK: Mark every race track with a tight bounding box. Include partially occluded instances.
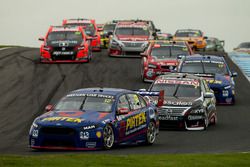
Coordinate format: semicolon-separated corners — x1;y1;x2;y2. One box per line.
0;47;250;154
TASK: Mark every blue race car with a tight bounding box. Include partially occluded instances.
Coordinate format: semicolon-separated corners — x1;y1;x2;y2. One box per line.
29;88;161;150
178;55;238;104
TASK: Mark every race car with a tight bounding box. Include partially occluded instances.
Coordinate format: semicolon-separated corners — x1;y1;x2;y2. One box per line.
141;40;194;82
63;18;101;51
233;42;250;54
99;21;117;49
38;26;92;63
108;21;155;57
205;37;225;52
97;24;104;32
178;55;238;104
146;73;217;130
29;88;162;150
173;29;207;51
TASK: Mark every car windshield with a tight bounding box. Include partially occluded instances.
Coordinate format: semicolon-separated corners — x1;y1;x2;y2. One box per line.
115;27;149;36
151;46;189;59
47;31;83;42
54;96;114;112
65;23;96;36
181;62;229;75
103;24;116;32
238;42;250;49
175;31;202;37
151;83;200;97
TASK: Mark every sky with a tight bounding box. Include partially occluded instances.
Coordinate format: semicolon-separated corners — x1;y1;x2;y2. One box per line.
0;0;249;51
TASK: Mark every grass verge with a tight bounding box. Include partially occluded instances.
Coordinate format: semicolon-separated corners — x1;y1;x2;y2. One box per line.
0;153;250;167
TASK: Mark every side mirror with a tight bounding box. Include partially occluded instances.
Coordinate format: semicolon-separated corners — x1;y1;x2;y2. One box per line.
117;108;129;115
107;31;113;36
204;36;208;39
220;40;225;46
97;28;103;32
38;37;45;41
231;71;238;77
155;29;161;32
140;52;147;57
233;47;238;51
177;54;186;59
152;32;157;37
204;92;214;98
139;88;146;91
45;105;53;112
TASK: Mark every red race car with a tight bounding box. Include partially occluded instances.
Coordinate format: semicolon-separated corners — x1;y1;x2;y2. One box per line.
63;18;101;52
38;26;92;63
140;40;193;82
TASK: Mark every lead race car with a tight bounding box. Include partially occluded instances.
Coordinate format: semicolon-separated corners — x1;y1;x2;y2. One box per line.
38;26;92;63
144;73;217;130
29;88;162;150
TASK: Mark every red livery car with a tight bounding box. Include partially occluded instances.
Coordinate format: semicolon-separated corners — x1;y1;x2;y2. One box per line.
140;40;193;82
39;26;92;63
63;18;101;51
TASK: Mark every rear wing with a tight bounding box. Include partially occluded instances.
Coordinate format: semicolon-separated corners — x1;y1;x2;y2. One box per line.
136;90;164;107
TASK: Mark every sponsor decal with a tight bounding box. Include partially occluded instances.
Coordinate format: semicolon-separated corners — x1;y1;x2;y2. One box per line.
42;117;82;123
205;79;222;84
83;125;96;130
67;93;114;99
126;112;147;135
85;142;96;148
96;131;102;138
164;100;192;106
188;115;203;120
159;115;178;121
80;131;89;140
155;79;199;88
52;51;74;56
59;111;83;117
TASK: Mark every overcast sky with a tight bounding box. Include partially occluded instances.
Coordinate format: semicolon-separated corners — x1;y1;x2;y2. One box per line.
0;0;249;51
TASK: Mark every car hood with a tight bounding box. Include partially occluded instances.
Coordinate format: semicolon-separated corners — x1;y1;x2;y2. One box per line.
47;40;81;47
163;97;199;107
116;35;149;41
35;110;113;127
153;59;178;65
198;73;231;88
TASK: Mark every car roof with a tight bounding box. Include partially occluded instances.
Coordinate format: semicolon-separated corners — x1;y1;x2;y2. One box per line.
69;88;133;96
176;29;201;32
184;54;225;62
117;21;148;27
50;26;81;32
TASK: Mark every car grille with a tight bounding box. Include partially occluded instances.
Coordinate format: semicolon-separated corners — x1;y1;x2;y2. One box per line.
40;127;76;136
160;65;176;70
158;107;188;116
53;47;75;51
123;42;143;48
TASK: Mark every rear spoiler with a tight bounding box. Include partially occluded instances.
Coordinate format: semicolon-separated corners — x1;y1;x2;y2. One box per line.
136;90;164;107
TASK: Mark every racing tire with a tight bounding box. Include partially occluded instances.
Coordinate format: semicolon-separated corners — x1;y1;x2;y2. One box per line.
146;121;157;145
203;114;209;130
210;113;217;126
103;124;114;149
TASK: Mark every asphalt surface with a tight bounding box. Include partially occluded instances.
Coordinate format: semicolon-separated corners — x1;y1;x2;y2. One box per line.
0;47;250;155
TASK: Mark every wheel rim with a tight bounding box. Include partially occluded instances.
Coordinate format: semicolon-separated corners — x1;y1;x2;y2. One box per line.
103;125;114;149
147;122;156;144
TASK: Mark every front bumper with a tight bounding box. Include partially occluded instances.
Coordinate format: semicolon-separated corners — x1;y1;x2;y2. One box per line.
29;126;104;150
159;114;205;130
212;87;235;104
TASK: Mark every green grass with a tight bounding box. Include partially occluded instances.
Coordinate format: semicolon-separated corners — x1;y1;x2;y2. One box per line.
0;153;250;167
0;45;19;48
